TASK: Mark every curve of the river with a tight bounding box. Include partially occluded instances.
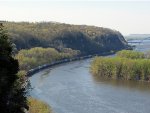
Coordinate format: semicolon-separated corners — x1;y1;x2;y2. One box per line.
30;39;150;113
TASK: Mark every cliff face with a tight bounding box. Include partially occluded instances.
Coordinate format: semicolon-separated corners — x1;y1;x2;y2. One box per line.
4;22;129;55
94;32;128;51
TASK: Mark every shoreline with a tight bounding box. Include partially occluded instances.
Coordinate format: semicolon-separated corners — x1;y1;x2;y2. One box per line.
27;52;116;77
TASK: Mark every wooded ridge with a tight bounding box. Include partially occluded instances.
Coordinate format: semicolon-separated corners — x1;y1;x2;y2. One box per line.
3;21;130;55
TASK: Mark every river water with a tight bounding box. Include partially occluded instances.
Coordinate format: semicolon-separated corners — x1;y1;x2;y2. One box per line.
30;39;150;113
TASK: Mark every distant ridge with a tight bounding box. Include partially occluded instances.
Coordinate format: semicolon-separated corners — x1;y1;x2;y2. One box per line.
3;21;129;55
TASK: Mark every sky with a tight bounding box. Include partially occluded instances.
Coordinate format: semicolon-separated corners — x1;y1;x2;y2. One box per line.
0;0;150;35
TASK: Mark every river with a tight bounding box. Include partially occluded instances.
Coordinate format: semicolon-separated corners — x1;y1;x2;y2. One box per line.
30;39;150;113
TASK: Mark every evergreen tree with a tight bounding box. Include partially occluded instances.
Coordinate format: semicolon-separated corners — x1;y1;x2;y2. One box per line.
0;23;28;113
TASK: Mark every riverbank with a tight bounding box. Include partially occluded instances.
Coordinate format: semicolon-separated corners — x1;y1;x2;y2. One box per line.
27;51;117;77
28;97;53;113
91;50;150;82
27;54;95;76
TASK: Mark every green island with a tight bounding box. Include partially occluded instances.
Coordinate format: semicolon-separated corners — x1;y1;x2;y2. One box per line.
91;50;150;81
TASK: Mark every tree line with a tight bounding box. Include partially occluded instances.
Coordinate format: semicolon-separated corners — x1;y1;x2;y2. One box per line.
16;47;80;71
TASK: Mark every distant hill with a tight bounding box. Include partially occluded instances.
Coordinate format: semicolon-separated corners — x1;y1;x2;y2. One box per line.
3;21;129;55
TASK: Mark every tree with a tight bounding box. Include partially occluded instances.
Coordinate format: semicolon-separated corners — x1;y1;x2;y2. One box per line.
0;23;28;113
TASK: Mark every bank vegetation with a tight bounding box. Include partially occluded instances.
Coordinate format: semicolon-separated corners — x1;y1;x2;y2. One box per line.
15;47;80;71
91;50;150;81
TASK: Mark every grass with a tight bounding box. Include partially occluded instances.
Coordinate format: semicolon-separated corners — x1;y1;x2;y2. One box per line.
28;98;53;113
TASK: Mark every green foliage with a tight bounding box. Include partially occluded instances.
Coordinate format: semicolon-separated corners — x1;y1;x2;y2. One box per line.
0;24;12;56
0;23;28;113
17;70;27;77
91;51;150;81
16;47;80;71
117;50;144;59
4;21;129;55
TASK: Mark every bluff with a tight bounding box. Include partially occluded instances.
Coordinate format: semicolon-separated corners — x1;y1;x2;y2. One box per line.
3;21;129;55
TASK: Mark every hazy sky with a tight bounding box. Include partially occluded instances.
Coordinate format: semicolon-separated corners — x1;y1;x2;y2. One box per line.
0;0;150;35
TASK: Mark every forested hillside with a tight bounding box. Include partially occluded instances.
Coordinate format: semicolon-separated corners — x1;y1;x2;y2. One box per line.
3;21;129;55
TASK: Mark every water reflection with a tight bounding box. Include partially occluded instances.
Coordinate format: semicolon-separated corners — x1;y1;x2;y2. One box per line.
40;68;52;80
92;74;150;92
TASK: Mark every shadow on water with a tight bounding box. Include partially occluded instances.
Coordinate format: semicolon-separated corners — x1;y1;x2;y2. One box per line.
92;74;150;93
40;68;52;79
